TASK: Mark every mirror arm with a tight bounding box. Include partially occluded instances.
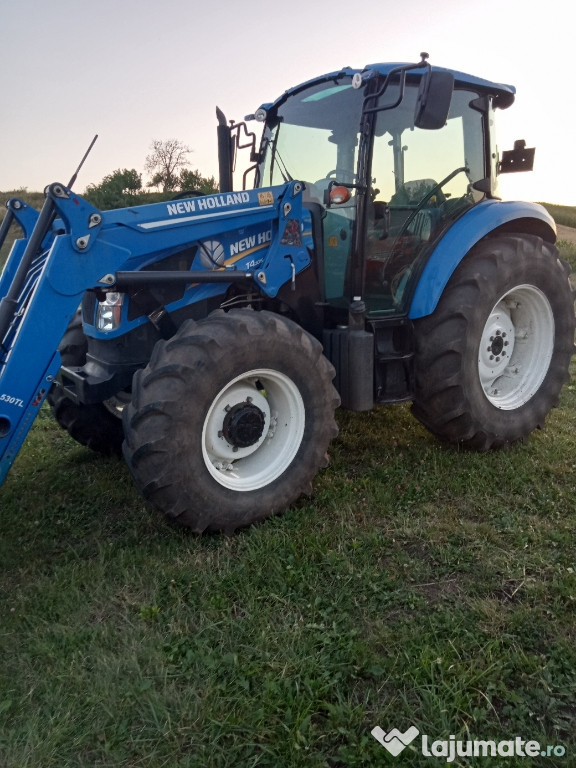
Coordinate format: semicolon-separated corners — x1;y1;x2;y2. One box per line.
362;53;431;116
323;180;367;208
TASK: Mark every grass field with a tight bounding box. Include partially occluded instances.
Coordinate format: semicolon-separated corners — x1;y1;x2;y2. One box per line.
541;203;576;230
1;202;576;766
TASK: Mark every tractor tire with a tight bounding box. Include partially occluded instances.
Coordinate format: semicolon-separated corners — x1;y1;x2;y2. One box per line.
411;234;575;450
47;311;125;455
122;309;340;533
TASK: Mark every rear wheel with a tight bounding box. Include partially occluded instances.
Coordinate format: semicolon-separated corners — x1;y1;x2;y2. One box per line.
47;312;125;455
412;235;575;449
122;309;340;532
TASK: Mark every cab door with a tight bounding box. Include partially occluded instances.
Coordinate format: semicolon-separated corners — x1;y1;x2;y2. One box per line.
364;86;486;316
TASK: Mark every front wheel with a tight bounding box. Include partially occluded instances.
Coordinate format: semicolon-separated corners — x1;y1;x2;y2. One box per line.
412;235;575;450
47;311;125;455
122;310;340;532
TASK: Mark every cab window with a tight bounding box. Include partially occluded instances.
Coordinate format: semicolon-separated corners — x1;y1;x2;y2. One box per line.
365;87;485;314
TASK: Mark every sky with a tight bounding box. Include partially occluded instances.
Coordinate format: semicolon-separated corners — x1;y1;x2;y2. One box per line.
1;0;574;205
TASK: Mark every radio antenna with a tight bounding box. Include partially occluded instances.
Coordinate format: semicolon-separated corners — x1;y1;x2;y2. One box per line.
67;134;98;189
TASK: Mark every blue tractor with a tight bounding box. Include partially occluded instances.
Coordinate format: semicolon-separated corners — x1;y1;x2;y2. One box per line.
1;54;573;532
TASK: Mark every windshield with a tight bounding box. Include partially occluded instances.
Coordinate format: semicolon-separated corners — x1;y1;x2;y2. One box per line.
255;73;488;316
257;79;363;192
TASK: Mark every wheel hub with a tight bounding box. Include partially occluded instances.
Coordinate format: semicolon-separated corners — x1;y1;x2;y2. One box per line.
202;370;306;491
204;382;271;463
489;333;505;357
222;400;266;448
479;309;515;382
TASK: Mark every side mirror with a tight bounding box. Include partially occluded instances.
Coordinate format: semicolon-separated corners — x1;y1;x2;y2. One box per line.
414;71;454;130
499;140;535;173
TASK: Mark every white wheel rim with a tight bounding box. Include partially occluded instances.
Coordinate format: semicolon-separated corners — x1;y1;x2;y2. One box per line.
478;284;554;409
202;368;305;491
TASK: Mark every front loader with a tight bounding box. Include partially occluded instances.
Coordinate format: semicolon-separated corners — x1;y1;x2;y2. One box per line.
1;54;573;532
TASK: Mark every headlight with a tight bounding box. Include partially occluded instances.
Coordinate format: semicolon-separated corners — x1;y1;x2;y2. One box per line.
96;292;124;331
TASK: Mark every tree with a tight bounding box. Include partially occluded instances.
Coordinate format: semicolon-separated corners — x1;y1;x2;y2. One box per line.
145;139;191;193
178;168;218;195
83;143;219;212
84;168;143;210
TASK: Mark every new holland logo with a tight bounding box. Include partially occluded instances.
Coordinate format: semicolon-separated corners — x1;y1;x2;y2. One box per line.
199;239;226;268
371;725;420;756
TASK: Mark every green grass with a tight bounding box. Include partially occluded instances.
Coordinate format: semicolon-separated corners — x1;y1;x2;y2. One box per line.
1;195;576;767
1;243;575;767
541;203;576;229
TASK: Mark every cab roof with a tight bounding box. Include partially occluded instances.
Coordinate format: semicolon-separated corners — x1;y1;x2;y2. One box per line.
264;61;515;112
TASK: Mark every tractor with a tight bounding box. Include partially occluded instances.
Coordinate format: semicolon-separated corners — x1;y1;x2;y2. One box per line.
0;54;573;532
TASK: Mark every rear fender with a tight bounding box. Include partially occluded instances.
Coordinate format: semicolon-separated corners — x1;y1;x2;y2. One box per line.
408;200;556;319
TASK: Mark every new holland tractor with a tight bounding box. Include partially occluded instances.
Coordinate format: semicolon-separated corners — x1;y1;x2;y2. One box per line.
0;54;573;532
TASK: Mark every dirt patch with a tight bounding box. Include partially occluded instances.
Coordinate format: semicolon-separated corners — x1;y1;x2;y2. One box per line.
557;224;576;244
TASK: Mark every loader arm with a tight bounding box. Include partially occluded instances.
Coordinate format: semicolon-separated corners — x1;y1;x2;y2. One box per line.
0;180;309;486
0;199;42;297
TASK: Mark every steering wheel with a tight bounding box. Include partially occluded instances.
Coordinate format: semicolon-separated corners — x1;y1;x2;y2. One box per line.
313;170;342;187
398;167;468;238
379;167;469;296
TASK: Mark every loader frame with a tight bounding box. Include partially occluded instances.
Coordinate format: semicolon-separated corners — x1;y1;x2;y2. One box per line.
0;179;308;483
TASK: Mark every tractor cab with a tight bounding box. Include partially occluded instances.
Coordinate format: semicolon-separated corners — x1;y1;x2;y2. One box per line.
233;57;517;321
